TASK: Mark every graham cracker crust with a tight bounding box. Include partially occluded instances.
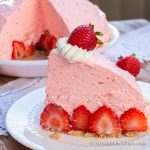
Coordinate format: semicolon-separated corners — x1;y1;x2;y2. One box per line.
49;130;144;140
50;117;150;140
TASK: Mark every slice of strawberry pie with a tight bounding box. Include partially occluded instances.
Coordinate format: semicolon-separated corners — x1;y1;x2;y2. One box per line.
40;25;150;137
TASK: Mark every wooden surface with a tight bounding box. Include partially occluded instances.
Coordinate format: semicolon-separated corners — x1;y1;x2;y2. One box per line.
0;20;150;150
0;136;30;150
91;0;150;20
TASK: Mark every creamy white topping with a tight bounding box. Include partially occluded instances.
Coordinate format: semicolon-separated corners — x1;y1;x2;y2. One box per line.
0;0;14;5
52;37;93;63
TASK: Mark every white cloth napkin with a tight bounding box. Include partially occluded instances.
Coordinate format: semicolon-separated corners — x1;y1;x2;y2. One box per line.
103;24;150;63
0;78;46;135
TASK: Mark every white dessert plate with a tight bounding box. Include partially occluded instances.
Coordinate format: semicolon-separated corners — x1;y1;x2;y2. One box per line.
6;81;150;150
0;24;119;78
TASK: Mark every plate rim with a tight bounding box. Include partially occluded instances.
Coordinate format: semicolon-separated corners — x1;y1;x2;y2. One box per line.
97;24;120;52
0;59;48;66
5;81;150;150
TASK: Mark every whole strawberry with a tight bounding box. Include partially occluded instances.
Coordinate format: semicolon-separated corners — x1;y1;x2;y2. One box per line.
68;24;103;51
116;54;141;77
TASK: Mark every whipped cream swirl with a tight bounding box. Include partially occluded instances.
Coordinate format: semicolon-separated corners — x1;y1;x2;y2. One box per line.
52;37;93;63
0;0;14;5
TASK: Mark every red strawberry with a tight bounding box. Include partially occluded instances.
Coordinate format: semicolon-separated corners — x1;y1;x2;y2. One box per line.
120;108;148;132
25;43;35;58
72;105;91;132
36;31;57;53
12;41;26;60
40;104;70;132
12;41;35;60
116;54;141;77
89;106;121;135
68;24;103;51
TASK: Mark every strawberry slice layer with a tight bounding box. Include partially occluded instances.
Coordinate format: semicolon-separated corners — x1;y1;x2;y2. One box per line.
36;31;57;53
40;103;70;132
12;41;35;60
12;41;26;60
72;105;91;132
89;106;121;135
40;104;148;136
120;108;148;132
25;43;35;58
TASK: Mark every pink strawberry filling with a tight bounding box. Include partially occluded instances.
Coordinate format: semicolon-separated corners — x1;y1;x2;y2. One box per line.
45;53;150;118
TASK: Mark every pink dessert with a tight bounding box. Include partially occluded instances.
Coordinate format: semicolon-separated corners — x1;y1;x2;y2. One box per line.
40;25;149;137
0;0;110;60
45;53;149;118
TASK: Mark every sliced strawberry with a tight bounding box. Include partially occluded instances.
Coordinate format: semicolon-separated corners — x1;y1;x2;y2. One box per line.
72;105;91;132
25;43;35;57
120;108;148;132
36;31;57;53
12;41;26;60
40;103;70;132
12;41;35;60
89;106;121;135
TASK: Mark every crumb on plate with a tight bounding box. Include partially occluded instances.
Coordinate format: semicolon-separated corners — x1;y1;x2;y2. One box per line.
50;133;60;140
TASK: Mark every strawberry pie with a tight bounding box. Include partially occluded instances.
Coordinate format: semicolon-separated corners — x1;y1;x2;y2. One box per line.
0;0;110;60
40;25;150;137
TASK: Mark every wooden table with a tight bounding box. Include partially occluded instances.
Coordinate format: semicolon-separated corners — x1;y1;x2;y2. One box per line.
0;136;30;150
0;19;150;150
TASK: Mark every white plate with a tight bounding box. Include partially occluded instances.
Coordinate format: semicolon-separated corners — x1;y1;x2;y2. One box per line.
96;24;120;53
0;24;119;78
6;81;150;150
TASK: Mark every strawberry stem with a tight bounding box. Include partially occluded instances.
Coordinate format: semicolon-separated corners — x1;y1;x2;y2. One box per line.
95;32;103;36
118;56;123;60
89;23;94;29
96;39;103;45
131;53;136;57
